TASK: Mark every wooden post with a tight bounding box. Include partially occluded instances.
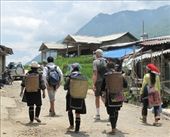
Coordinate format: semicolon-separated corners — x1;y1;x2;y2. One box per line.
77;44;80;56
161;49;164;82
151;49;153;63
141;50;143;78
66;43;68;56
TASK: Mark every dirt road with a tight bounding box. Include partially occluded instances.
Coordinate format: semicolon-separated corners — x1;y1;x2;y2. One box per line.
0;81;170;137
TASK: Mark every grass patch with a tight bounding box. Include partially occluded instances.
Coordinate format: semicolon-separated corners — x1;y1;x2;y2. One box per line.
55;55;93;88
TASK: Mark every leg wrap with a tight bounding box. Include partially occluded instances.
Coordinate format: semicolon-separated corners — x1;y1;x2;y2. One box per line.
110;110;118;129
75;117;81;132
35;106;41;118
29;106;34;121
68;111;74;126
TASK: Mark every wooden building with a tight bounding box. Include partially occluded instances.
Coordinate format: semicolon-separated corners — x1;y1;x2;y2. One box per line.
63;32;138;56
63;35;101;56
0;45;13;79
39;43;74;62
122;36;170;94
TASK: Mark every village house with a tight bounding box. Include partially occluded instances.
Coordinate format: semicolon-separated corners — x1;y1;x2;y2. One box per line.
62;32;138;56
39;32;138;61
136;35;170;88
122;35;170;95
39;42;74;62
0;45;13;80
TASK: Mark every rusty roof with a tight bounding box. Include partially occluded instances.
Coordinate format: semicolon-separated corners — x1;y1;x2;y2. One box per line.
139;35;170;46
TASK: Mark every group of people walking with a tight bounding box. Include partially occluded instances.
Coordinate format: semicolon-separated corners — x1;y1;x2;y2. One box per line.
20;49;162;134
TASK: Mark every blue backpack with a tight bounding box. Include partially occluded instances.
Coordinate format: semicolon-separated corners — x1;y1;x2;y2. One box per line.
47;66;60;86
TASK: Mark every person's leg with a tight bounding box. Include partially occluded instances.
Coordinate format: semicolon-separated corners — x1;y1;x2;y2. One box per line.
141;99;148;123
67;110;74;130
48;89;56;116
94;82;101;120
28;106;34;123
35;105;41;123
94;96;100;120
109;110;118;134
153;106;160;124
75;113;80;132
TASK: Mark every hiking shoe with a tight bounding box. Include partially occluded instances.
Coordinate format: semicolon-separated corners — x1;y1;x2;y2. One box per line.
49;111;56;117
153;122;161;127
94;115;100;120
35;117;41;123
140;117;147;123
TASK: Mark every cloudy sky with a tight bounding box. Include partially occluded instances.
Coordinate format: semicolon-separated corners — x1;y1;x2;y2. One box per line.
1;0;170;64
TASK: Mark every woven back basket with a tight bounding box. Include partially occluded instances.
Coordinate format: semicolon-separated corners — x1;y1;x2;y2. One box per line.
70;78;88;99
25;74;39;92
105;72;123;93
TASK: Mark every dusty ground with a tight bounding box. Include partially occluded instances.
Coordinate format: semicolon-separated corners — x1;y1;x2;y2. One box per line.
0;81;170;137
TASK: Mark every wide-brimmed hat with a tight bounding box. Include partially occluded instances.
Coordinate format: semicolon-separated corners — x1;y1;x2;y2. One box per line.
146;63;160;75
94;49;103;57
30;61;40;68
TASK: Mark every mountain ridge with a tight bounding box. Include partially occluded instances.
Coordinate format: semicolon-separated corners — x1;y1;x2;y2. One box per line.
76;5;170;38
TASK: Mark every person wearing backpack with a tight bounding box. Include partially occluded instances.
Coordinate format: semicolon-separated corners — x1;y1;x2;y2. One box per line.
20;61;46;123
43;56;63;116
101;61;127;134
64;63;87;133
140;63;161;126
92;49;107;120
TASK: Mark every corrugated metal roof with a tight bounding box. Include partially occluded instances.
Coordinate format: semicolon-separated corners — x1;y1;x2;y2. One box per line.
69;35;101;44
65;32;137;44
39;43;74;51
98;32;128;42
140;35;170;46
135;49;170;61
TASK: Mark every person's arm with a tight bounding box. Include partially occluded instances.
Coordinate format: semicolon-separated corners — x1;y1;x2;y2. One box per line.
92;70;97;91
57;66;63;82
140;74;148;95
156;76;161;92
92;60;98;91
20;77;25;96
39;74;46;98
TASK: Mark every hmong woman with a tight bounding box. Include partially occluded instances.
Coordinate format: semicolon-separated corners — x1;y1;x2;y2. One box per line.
101;62;126;134
20;61;46;123
64;63;86;133
140;63;161;126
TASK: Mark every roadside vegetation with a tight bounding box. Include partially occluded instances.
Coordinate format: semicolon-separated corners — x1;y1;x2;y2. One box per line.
55;55;93;88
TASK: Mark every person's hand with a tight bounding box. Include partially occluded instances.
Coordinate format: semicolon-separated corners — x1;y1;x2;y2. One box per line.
42;91;45;98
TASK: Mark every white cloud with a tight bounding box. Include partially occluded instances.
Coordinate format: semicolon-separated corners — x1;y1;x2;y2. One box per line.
1;1;170;64
3;16;43;30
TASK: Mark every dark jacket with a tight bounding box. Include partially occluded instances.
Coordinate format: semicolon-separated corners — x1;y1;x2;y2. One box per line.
64;71;86;114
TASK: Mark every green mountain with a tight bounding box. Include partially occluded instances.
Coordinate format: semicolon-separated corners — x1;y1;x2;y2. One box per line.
76;5;170;38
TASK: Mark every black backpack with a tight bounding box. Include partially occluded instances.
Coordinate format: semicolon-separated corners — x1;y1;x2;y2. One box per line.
47;66;60;86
